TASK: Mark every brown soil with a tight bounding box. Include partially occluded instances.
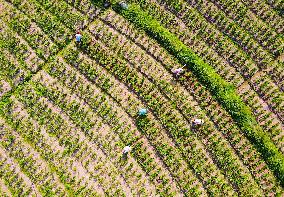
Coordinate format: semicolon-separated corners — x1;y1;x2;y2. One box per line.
0;80;11;97
0;3;4;15
0;144;40;196
279;53;284;62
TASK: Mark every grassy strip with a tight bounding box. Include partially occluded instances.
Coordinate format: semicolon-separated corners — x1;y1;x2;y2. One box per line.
110;2;284;185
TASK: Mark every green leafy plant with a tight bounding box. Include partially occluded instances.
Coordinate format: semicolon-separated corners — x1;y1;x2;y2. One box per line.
114;2;284;186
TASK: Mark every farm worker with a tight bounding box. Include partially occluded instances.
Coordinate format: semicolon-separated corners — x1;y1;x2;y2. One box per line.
138;108;147;116
119;1;128;9
172;68;184;76
122;145;131;156
193;118;204;126
172;64;186;77
75;32;82;42
104;1;111;8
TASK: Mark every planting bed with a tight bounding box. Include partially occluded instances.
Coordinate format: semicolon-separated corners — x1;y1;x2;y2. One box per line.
0;0;283;196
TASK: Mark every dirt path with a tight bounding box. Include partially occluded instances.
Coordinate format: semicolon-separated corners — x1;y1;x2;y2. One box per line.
0;147;40;196
34;70;160;196
7;97;105;196
0;177;12;197
0;117;68;196
98;11;283;193
38;96;134;196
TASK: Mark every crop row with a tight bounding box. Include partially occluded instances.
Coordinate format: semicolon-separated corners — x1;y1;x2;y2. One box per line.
0;0;59;60
0;38;33;100
0;149;35;196
58;41;215;195
22;71;186;195
6;0;73;49
0;19;44;100
15;86;148;196
76;38;241;195
0;0;200;194
100;8;284;156
126;0;284;143
76;22;269;195
179;71;283;195
151;0;284;111
88;15;284;194
14;95;105;195
188;0;283;72
0;95;104;196
0;0;283;195
242;0;284;28
206;0;284;54
237;83;284;150
113;2;284;186
33;70;184;196
0;79;11;99
120;0;284;149
131;0;284;90
69;0;283;143
0;49;31;88
44;54;201;196
35;0;92;30
70;6;280;192
0;0;97;93
61;7;229;195
87;14;275;195
97;9;283;195
0;22;44;73
0;178;12;197
88;18;283;193
64;0;104;21
0;117;68;196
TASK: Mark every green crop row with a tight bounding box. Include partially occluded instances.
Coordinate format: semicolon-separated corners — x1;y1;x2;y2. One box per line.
112;2;284;185
0;0;58;60
43;54;197;196
0;119;67;196
0;158;32;196
0;95;100;196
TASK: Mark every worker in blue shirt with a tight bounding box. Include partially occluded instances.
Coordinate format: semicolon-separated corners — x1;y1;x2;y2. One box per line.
75;32;82;42
138;108;147;116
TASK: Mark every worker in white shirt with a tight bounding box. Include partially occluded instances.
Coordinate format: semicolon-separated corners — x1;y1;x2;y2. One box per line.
119;1;128;9
104;1;110;8
193;118;204;126
172;64;186;77
122;145;131;156
173;68;183;76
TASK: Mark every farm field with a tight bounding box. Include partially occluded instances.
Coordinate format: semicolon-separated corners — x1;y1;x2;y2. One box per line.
0;0;283;196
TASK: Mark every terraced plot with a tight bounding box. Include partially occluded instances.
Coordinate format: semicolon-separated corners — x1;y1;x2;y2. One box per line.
0;0;283;196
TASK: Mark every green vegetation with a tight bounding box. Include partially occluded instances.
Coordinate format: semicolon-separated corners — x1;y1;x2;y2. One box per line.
0;0;283;195
114;2;284;185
